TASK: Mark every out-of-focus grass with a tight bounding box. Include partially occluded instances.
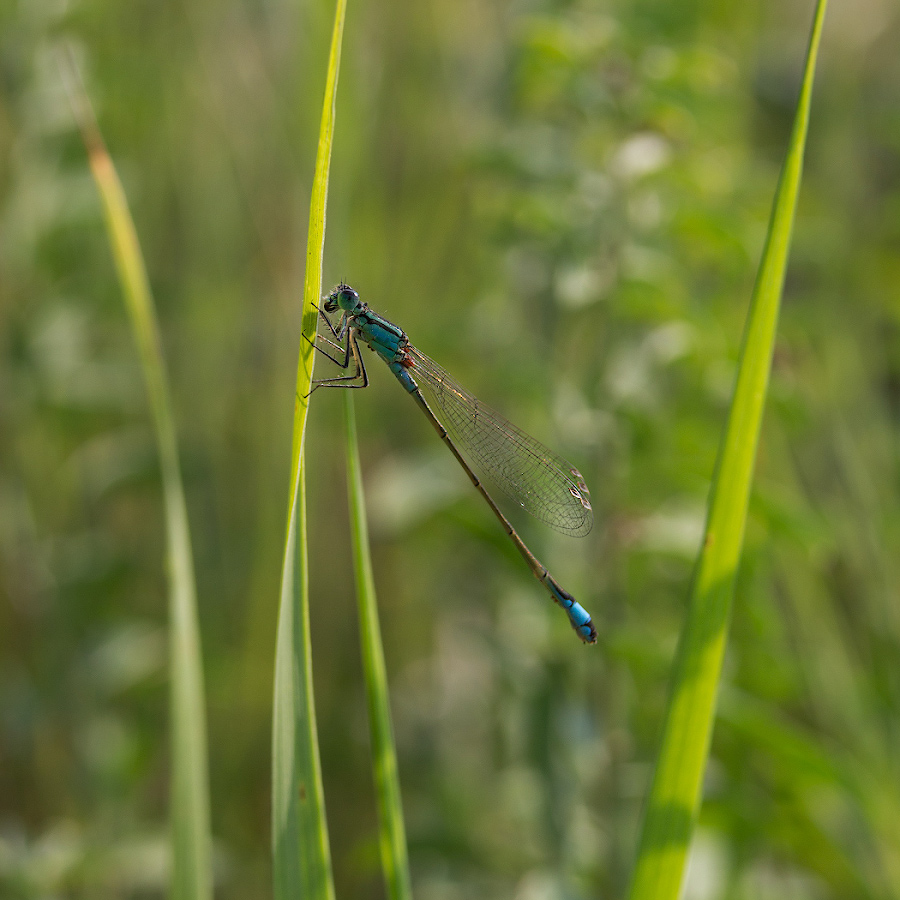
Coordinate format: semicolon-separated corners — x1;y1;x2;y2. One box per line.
628;2;827;897
2;0;900;898
343;391;412;900
61;51;212;900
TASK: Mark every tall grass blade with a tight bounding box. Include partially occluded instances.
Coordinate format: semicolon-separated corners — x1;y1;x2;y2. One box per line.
61;54;213;900
343;393;413;900
271;1;346;898
626;2;829;898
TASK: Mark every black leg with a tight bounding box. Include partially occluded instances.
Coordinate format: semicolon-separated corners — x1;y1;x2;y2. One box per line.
304;331;350;369
305;334;369;396
316;305;347;341
316;333;348;355
307;306;352;367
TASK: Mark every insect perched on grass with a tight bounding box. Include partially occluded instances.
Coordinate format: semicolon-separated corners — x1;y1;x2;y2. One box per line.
307;283;596;643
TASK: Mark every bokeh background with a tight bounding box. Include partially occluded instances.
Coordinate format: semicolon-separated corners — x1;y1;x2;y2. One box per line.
3;0;900;897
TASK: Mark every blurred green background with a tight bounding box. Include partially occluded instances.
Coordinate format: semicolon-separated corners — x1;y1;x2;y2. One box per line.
2;0;900;897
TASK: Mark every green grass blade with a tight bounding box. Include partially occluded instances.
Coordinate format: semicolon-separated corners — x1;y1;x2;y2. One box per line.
273;464;334;899
271;1;346;898
62;57;212;900
626;3;829;898
343;393;413;900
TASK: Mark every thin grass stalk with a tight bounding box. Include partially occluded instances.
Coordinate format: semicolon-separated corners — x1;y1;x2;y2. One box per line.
61;56;213;900
626;2;829;898
343;392;414;900
271;1;347;897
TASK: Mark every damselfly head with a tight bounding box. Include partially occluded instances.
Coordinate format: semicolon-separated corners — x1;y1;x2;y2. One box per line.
325;282;361;314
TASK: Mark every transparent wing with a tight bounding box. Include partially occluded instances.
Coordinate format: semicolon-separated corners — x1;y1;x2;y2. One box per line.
407;346;593;537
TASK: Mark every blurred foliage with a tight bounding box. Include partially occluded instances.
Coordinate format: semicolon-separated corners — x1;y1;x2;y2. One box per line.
2;0;900;899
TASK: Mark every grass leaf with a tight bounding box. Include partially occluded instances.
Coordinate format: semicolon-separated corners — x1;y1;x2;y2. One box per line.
271;1;347;898
626;2;829;897
343;393;413;900
61;54;213;900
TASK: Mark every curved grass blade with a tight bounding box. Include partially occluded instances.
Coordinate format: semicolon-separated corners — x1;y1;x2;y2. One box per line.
626;2;829;898
60;53;212;900
271;1;346;898
343;393;413;900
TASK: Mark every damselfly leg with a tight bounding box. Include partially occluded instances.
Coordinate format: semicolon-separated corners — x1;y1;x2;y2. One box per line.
305;314;369;394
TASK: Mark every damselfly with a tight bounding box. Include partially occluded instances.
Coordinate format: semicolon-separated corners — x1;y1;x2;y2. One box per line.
307;284;596;644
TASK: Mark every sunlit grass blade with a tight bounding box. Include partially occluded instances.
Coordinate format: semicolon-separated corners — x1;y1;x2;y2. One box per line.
60;53;212;900
343;392;413;900
626;2;829;898
271;1;346;898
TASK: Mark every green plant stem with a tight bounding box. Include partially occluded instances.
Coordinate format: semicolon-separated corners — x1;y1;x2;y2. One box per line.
344;392;413;900
271;1;347;898
627;2;829;898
